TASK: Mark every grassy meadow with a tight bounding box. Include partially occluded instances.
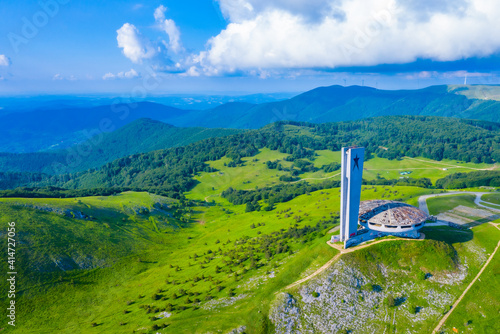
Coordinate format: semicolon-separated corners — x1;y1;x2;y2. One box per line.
0;148;499;333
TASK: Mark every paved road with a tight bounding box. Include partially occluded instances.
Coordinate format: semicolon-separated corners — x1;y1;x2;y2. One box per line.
432;222;500;333
418;191;500;215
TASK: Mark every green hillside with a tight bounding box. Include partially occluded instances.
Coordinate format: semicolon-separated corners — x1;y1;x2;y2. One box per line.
1;185;498;333
1;112;500;333
272;222;500;333
0;186;424;333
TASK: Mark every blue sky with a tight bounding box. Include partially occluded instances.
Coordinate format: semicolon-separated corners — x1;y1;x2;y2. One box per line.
1;0;500;95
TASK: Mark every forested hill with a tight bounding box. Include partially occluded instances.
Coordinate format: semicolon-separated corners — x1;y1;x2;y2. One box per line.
20;116;500;198
0;118;244;174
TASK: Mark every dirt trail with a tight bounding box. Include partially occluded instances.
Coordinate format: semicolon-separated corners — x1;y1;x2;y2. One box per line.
290;172;341;184
404;157;486;170
283;235;424;291
432;222;500;333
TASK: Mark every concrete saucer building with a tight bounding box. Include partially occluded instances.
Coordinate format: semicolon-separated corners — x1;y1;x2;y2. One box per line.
358;200;428;234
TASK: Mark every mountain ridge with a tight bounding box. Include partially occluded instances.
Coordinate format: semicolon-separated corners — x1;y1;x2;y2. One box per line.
1;84;500;154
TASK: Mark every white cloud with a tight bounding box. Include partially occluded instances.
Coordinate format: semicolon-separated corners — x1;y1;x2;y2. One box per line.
102;72;116;80
0;55;10;67
52;74;78;81
197;0;500;73
117;23;156;63
180;66;201;77
103;69;140;80
154;5;183;53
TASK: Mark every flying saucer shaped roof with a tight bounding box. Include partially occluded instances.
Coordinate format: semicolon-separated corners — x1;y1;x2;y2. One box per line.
358;200;429;226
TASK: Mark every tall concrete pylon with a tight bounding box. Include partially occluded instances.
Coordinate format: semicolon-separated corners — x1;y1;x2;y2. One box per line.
340;147;365;244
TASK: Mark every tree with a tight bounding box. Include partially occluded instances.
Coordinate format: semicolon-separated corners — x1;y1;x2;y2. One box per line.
245;202;255;212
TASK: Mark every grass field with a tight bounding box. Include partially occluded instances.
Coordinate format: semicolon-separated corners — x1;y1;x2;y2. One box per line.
187;148;491;203
0;183;438;333
481;193;500;205
426;194;480;215
362;156;492;183
1;145;499;333
0;188;345;333
440;224;500;334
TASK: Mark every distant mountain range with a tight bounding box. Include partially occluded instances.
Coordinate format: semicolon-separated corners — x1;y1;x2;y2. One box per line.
1;84;500;153
172;85;500;128
0;118;243;174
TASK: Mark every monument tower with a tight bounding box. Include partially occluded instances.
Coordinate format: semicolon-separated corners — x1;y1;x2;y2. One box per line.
340;147;365;244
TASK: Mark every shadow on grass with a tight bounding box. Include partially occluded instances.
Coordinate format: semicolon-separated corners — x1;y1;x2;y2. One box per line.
421;226;473;244
466;214;500;227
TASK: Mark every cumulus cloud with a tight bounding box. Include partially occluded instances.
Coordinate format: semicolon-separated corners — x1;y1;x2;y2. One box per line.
103;69;140;80
102;73;115;80
180;66;201;77
0;55;10;67
52;74;77;81
117;23;156;63
195;0;500;73
154;5;183;53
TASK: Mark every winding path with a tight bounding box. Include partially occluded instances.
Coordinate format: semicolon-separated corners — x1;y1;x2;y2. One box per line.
290;172;341;184
404;157;490;171
282;235;425;291
418;191;500;333
432;222;500;334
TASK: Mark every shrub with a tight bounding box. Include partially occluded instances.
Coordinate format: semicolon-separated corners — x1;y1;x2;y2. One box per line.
386;295;396;308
